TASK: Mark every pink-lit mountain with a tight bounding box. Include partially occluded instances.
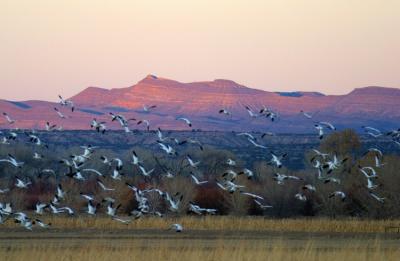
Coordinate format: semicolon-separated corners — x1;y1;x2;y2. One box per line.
1;75;399;132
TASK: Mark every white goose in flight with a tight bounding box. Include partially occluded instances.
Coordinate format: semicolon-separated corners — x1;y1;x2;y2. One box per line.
0;154;24;168
0;202;12;215
82;168;104;177
2;112;15;124
35;219;51;228
191;174;208;185
156;128;168;142
0;187;10;194
268;152;287;168
369;192;385;203
247;138;267;149
143;104;156;112
314;124;324;139
137;119;150;131
295;193;307;201
157;141;177;155
131;150;142;165
226;158;236;166
216;179;245;193
54;107;67;119
318;121;336;130
111;169;123;180
302;184;316;192
106;202;121;217
100;155;112;166
329;191;346;201
300;110;313;119
176;117;192;127
170;223;183;232
45;122;57;131
219;108;231;116
189;202;217;215
245;106;258;118
15;177;31;189
33;152;44;160
237;132;256;140
97;179;115;191
254;199;273;209
56;184;66;199
239;168;254;179
86;201;98;215
58;95;75;112
80;193;95;201
138;164;155;177
91;119;107;133
187;155;200;168
240;192;264;200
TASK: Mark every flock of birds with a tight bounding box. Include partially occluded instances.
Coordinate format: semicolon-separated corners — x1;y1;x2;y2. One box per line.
0;95;399;232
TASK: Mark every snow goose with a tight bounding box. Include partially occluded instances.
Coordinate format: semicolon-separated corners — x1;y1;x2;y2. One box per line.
86;201;99;215
2;112;15;124
58;95;74;112
15;177;31;189
219;109;231;116
82;168;104;177
35;219;51;228
300;110;313;119
190;174;208;185
54;107;67;119
106;202;121;217
131;150;142;165
45;122;57;131
369;192;385;203
138;164;154;177
247;138;267;149
295;193;307;201
80;193;95;201
97;179;115;191
0;188;10;194
329;191;346;201
143;104;156;112
170;223;183;232
240;192;264;200
302;184;316;192
268;152;287;168
226;158;236;166
90;118;107;133
176;117;192;127
187;155;200;168
137;119;150;131
254;199;273;209
156;128;168;141
238;168;254;179
0;154;24;168
157;141;177;155
56;184;66;199
237;132;256;140
244;106;258;118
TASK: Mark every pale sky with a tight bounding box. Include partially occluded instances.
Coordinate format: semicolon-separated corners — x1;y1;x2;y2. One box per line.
1;0;399;101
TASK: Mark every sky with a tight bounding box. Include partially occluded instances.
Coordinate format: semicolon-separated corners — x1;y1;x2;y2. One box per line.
0;0;399;101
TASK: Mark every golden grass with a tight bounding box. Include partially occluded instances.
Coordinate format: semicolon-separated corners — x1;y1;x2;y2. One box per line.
1;239;399;261
3;215;400;233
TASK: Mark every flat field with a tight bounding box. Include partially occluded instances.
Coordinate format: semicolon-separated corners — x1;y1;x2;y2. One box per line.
0;217;399;261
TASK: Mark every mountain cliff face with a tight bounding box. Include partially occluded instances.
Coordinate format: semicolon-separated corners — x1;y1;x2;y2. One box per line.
0;75;399;132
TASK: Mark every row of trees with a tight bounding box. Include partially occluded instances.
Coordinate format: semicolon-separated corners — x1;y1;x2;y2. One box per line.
0;130;399;218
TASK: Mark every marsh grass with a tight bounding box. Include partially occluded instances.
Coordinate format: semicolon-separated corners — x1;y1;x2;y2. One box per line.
2;216;400;233
1;238;399;261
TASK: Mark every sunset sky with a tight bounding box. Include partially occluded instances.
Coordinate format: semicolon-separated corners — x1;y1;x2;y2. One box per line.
1;0;399;101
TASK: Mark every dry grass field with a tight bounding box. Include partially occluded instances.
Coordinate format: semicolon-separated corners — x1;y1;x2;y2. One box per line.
0;217;399;261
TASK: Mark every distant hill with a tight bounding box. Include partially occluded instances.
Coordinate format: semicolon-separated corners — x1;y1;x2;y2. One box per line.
0;75;399;132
